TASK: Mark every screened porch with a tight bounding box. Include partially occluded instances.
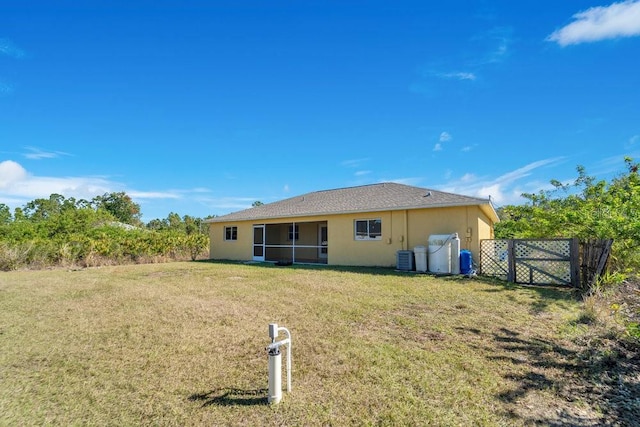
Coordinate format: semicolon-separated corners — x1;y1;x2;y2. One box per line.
253;221;328;264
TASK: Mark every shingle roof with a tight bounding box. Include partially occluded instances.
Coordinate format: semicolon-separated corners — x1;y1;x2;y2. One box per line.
207;182;497;223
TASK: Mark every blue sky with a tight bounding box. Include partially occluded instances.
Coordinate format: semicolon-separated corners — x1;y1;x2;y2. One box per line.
1;1;639;222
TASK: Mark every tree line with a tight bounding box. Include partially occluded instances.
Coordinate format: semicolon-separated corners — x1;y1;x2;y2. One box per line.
0;192;210;270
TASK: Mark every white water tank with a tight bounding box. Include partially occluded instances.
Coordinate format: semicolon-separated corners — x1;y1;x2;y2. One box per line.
428;234;452;274
413;246;428;272
451;233;461;275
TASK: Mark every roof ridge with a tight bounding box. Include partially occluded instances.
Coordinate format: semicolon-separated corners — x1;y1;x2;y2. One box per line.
312;182;489;201
309;181;398;194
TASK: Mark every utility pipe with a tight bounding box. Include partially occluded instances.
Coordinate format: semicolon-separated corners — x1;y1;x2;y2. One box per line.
267;324;292;404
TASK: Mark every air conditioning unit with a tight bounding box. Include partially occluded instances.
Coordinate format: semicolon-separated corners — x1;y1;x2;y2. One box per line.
396;250;414;271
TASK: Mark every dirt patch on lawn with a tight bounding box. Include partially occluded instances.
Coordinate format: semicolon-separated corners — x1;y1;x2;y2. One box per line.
488;326;639;426
493;278;640;426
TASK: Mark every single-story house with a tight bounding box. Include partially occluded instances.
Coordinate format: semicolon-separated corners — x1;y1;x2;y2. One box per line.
205;182;499;267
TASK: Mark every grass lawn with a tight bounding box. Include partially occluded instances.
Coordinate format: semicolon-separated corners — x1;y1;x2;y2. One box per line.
0;261;631;425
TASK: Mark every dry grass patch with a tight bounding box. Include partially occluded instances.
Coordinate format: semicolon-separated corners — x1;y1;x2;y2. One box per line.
1;261;628;426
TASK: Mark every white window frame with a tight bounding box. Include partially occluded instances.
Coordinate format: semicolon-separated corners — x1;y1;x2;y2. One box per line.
224;226;238;241
354;219;382;241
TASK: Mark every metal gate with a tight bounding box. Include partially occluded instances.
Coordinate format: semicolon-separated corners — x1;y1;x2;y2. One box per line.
480;239;579;287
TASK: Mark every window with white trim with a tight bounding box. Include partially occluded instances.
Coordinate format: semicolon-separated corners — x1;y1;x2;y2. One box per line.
224;226;238;241
354;219;382;240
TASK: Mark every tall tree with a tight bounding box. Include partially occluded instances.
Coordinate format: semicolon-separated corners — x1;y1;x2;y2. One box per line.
146;218;166;230
166;212;182;231
92;192;142;226
23;193;66;220
0;203;11;224
183;215;203;235
13;207;26;222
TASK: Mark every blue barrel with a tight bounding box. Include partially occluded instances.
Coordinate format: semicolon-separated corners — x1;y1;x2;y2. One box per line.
460;250;473;274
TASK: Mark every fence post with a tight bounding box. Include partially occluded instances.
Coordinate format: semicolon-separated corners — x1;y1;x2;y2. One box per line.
570;238;580;289
507;240;516;283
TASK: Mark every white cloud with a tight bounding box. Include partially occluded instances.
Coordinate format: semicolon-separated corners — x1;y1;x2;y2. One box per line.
475;183;505;204
630;134;640;146
439;131;452;142
434;132;453;152
128;191;181;200
0;160;190;211
283;184;290;193
187;187;212;194
437;157;566;206
2;174;114;203
438;72;477;81
23;146;71;160
459;173;476;183
0;160;28;188
341;158;370;168
198;196;266;212
547;0;640;46
414;26;512;94
491;158;565;185
354;170;371;177
588;153;640;176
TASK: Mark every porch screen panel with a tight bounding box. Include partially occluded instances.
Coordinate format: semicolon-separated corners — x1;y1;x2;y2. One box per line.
266;247;293;262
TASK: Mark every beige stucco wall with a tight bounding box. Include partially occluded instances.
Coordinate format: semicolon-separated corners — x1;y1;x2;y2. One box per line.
475;207;494;259
407;205;494;264
327;211;396;267
395;206;491;266
209;223;253;261
208;205;494;267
